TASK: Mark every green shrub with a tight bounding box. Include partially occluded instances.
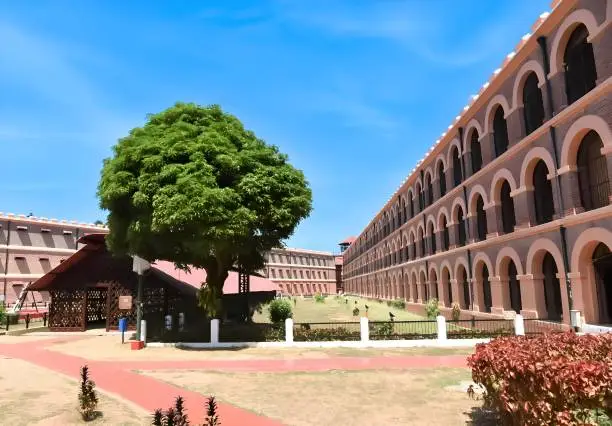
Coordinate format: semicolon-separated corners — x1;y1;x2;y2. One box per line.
0;303;5;325
451;302;461;321
352;307;360;316
268;299;293;323
390;299;406;310
370;321;393;337
425;298;440;319
204;396;221;426
294;326;360;341
78;365;98;421
314;293;326;303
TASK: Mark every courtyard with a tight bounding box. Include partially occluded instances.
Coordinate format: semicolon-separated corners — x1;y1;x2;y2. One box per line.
0;333;482;426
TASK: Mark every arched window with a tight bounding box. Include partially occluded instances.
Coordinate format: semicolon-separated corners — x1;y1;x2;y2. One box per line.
533;160;554;224
452;147;462;187
416;183;423;212
542;253;563;321
475;195;488;241
401;198;407;224
428;222;436;254
407;193;414;218
409;234;415;260
592;243;612;324
460;267;470;309
438;161;446;197
431;271;439;300
564;24;597;105
425;174;433;206
508;261;522;314
457;207;466;246
577;131;610;211
470;130;482;174
418;228;425;258
523;72;545;135
493;106;509;157
500;181;516;234
441;216;449;251
482;265;492;313
421;272;429;302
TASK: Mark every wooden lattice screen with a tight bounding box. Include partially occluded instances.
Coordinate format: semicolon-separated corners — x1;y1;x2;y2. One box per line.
86;288;107;324
106;281;136;331
49;289;86;331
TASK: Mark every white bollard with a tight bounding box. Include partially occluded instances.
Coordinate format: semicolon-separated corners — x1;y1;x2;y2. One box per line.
514;314;525;336
436;315;447;341
360;316;369;342
570;310;582;331
285;318;294;343
210;319;220;345
140;320;147;345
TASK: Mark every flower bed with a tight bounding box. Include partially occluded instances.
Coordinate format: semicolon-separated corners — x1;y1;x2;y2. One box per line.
467;332;612;425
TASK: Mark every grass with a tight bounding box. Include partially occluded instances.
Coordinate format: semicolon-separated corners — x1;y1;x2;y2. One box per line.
253;296;425;323
145;367;482;426
0;356;149;425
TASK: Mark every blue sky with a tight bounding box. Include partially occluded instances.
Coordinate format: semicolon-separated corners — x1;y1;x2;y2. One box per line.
0;0;550;252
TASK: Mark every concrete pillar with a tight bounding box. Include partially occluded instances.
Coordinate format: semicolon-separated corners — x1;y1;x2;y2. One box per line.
511;187;534;230
450;279;460;307
558;169;583;215
480;133;494;165
548;72;568;115
432;177;441;202
517;274;547;319
506;107;524;148
360;317;369;342
550;177;564;220
444;167;453;195
593;33;612;86
210;319;220;345
466;214;477;244
448;221;458;249
285;318;294;343
486;203;502;237
436;315;447;341
462;151;473;179
490;276;509;315
514;314;525;336
471;278;484;312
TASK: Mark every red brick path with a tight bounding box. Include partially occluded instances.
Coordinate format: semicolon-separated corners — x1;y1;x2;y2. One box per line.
0;337;468;425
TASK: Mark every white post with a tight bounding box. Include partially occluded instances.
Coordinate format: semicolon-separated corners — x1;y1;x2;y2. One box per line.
140;320;147;345
285;318;294;344
360;316;369;342
436;315;447;341
210;319;220;345
570;310;582;331
514;314;525;336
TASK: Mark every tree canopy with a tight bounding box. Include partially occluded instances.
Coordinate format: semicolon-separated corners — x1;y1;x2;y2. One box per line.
98;102;312;315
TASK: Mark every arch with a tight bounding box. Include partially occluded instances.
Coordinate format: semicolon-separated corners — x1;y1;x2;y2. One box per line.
526;238;566;276
489;168;518;203
454;256;470;281
426;214;437;233
437;207;450;229
561;116;612;168
511;60;547;109
424;170;434;206
484;94;512;135
467;184;489;215
495;246;525;277
439;261;453;306
428;262;439;281
446;138;462;169
570;227;612;274
549;8;601;76
463;119;484;152
433;155;447;179
519;147;557;188
471;252;495;280
439;260;453;279
450;197;467;223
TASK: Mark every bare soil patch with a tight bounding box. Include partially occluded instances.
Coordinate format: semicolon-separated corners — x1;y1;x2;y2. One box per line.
145;368;480;426
0;357;149;425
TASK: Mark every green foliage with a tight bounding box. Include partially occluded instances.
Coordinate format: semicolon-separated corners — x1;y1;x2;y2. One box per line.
314;293;326;303
352;307;360;316
268;299;293;323
451;302;461;321
78;365;98;421
389;299;406;310
294;326;360;341
98;103;313;315
468;332;612;425
425;298;440;319
370;321;393;337
0;303;5;325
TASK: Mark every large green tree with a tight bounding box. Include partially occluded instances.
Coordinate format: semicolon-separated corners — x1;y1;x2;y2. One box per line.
98;102;312;315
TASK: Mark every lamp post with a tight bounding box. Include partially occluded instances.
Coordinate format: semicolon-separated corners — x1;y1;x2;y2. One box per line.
132;255;150;341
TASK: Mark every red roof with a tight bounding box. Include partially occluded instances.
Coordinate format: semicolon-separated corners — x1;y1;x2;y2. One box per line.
340;236;356;245
152;261;279;294
334;256;343;266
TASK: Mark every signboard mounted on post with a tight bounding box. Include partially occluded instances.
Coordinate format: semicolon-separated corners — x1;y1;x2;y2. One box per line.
118;295;133;310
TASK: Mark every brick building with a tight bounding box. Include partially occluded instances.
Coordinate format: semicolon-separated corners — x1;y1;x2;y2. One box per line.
0;213;108;306
263;248;337;295
342;0;612;328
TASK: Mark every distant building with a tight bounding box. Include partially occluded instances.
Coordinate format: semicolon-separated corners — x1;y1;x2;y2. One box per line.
263;248;337;295
0;212;107;306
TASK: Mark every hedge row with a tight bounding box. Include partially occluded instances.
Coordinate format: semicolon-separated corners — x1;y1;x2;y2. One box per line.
467;332;612;425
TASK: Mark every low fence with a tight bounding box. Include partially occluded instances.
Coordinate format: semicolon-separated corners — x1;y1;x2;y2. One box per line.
1;312;48;332
145;314;579;347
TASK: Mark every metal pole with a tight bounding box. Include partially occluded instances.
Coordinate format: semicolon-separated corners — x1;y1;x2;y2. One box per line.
3;220;12;306
136;272;144;340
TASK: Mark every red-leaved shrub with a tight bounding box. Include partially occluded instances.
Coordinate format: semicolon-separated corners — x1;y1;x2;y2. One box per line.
467;332;612;425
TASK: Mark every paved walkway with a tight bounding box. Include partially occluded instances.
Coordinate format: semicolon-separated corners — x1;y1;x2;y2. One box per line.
0;337;468;425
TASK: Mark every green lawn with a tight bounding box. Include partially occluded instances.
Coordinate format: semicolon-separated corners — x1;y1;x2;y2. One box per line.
253;296;426;323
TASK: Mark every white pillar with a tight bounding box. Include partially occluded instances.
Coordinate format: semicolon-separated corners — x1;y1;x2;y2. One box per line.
360;316;369;342
210;319;220;345
285;318;294;344
514;314;525;336
140;320;147;345
570;310;582;331
436;315;447;341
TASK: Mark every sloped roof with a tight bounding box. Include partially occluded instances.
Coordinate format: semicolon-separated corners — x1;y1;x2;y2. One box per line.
340;236;356;245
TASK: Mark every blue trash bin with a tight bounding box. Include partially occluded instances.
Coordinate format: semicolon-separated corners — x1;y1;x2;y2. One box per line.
118;317;128;333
